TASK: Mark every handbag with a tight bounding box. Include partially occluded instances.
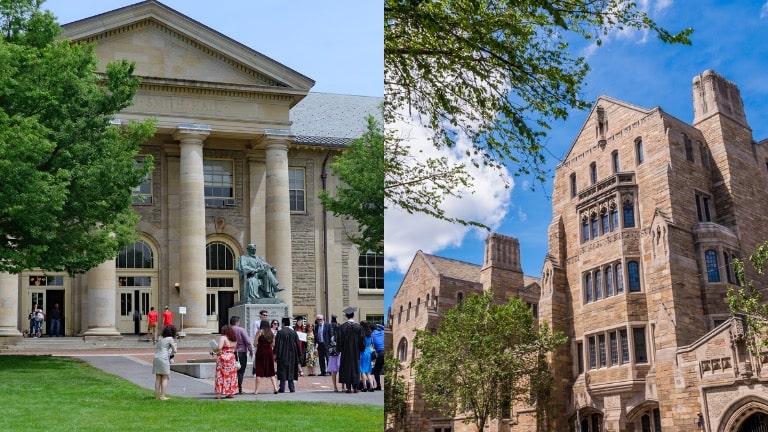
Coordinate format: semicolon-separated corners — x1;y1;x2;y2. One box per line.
328;335;339;356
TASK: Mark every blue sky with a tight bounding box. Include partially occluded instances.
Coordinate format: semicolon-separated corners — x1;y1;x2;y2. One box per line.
384;0;768;314
43;0;383;98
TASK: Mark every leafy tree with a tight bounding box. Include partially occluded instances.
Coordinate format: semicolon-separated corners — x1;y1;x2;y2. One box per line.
384;352;408;430
385;0;692;223
0;0;156;275
727;242;768;353
412;290;566;431
319;115;384;254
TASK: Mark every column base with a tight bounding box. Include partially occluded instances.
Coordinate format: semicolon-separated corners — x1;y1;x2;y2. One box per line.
82;328;122;337
0;328;23;337
178;327;212;337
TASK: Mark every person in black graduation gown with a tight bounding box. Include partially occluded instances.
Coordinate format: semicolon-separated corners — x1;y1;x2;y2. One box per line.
335;306;365;393
274;316;301;392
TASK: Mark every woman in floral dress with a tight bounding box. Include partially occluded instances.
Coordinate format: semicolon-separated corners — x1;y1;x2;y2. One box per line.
305;323;319;376
214;324;238;399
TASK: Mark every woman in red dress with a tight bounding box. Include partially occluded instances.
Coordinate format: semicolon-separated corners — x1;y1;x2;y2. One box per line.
214;324;238;399
252;319;279;394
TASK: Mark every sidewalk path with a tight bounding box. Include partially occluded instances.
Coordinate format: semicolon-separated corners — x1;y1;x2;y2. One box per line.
20;347;383;406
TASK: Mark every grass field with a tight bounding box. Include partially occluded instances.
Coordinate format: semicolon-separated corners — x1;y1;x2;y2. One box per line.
0;355;383;432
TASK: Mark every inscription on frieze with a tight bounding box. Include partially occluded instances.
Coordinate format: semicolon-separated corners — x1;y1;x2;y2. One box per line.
134;95;223;114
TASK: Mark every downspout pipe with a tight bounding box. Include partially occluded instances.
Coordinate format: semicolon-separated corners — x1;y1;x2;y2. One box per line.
321;150;332;319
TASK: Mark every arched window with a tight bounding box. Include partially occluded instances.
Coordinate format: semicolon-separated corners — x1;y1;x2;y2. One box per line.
594;270;602;300
705;250;720;282
612;150;620;173
117;240;154;269
570;173;577;198
590;162;597;184
206;241;235;270
398;305;403;324
416;298;420;317
684;134;694;161
605;267;614;296
407;301;411;321
724;252;734;284
591;213;599;239
628;261;641;292
623;201;635;228
397;337;408;362
615;263;624;294
585;273;593;303
601;210;609;235
700;143;710;169
610;206;619;231
582;217;590;242
635;137;644;165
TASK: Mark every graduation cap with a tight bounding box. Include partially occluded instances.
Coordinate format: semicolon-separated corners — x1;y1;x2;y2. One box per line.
342;306;357;315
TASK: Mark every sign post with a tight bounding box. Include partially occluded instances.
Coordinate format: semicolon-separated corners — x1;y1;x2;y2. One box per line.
178;306;187;338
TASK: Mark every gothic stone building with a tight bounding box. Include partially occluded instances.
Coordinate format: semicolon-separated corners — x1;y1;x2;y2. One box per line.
389;70;768;432
0;1;383;340
388;234;541;431
540;70;768;431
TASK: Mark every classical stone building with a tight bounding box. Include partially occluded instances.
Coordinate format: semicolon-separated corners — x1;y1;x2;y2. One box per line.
540;70;768;431
0;1;383;339
389;70;768;432
388;233;541;431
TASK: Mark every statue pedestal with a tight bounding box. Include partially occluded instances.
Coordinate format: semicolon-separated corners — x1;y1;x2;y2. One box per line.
229;302;289;340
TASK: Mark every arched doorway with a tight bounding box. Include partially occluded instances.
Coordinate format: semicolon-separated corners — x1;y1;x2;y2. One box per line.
721;398;768;432
739;412;768;432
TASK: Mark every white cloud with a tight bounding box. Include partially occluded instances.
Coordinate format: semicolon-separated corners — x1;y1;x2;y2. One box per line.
384;114;512;275
581;0;672;57
762;2;768;19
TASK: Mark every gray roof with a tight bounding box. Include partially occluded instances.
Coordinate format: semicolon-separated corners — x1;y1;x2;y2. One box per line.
423;253;482;283
290;92;383;147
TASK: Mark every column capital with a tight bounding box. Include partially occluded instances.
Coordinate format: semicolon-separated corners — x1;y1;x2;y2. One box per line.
263;129;294;149
174;123;211;143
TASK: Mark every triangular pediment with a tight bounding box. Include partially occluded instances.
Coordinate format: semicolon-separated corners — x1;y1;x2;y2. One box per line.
61;1;314;94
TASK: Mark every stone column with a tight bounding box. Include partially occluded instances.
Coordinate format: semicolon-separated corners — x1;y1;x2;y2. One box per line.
83;259;120;337
247;153;267;252
174;124;211;336
264;131;294;316
0;272;22;338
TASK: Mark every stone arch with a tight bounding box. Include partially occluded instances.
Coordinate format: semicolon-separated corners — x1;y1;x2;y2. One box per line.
626;400;662;432
719;397;768;432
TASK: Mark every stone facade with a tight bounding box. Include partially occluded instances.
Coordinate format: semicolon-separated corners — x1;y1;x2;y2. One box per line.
0;1;383;340
541;70;768;431
388;70;768;432
387;234;541;431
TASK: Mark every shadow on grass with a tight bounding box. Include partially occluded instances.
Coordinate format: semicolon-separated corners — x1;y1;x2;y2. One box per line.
0;355;383;432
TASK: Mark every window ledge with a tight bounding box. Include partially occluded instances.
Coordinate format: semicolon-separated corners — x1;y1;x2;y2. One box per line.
358;288;383;296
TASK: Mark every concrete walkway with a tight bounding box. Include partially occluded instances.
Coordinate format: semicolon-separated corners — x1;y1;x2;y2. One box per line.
4;337;383;406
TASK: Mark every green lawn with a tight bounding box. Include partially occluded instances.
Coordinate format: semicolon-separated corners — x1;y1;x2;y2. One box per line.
0;355;383;432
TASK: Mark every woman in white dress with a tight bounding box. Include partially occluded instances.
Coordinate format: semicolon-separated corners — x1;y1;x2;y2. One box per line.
152;325;178;400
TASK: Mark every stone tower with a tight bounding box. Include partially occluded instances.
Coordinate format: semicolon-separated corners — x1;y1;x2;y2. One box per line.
479;233;524;302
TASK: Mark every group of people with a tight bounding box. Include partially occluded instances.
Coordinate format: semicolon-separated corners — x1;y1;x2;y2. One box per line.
151;306;385;400
204;307;384;399
26;303;63;338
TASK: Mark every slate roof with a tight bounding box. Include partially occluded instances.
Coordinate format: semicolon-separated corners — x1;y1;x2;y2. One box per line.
422;253;482;283
422;253;541;287
290;92;383;147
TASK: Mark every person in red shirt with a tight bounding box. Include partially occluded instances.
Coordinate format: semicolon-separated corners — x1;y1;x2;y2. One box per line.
162;306;173;327
147;307;159;344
